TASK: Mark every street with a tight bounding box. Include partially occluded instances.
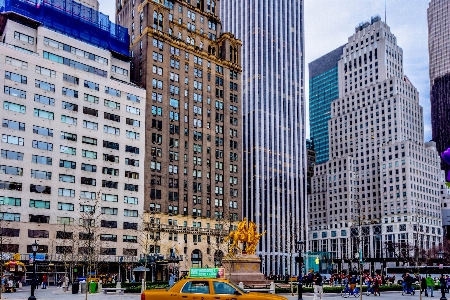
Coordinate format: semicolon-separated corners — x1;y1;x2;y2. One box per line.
0;285;433;300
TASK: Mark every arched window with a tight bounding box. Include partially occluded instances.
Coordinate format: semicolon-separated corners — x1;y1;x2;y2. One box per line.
153;11;158;29
211;1;215;14
158;13;163;30
191;249;202;268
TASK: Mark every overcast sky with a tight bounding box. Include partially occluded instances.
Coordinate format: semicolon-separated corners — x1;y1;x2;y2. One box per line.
98;0;432;141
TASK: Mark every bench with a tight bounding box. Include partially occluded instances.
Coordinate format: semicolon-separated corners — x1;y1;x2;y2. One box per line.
102;288;125;295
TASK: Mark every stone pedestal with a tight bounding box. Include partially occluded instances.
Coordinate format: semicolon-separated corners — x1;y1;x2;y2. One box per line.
223;254;271;286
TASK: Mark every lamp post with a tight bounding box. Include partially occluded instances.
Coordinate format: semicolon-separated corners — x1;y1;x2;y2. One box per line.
438;251;447;300
28;240;39;300
296;241;305;300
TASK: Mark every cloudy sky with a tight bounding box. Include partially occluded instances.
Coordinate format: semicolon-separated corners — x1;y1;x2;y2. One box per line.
98;0;432;141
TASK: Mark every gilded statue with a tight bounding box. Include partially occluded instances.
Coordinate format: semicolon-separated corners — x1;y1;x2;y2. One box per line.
223;218;266;255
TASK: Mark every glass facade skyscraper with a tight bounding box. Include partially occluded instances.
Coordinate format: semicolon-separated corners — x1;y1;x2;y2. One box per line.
221;0;307;275
309;46;345;164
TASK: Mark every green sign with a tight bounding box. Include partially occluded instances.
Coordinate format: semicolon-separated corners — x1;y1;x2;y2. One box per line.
189;268;225;278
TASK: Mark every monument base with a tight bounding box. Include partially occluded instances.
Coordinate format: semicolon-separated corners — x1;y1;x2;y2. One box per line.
222;254;271;286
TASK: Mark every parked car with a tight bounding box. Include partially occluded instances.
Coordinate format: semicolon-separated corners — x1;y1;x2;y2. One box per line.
141;278;288;300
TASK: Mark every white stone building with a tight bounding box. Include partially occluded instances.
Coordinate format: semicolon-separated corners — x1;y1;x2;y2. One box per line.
308;17;442;272
0;9;145;260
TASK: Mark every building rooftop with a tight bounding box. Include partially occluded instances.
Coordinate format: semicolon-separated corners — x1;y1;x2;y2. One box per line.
0;0;129;57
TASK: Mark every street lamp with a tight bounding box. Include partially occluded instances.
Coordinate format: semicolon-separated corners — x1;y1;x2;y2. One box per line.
28;240;39;300
296;241;305;300
438;251;447;300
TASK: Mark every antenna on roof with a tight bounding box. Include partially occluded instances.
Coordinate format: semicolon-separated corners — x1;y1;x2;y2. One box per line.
385;0;387;23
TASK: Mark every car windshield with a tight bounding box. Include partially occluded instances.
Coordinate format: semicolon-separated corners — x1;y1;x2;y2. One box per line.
229;281;249;294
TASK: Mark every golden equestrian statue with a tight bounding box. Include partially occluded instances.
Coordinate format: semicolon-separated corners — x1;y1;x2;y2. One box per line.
223;218;266;256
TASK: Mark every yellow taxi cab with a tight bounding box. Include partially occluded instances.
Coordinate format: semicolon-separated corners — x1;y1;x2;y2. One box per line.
141;278;288;300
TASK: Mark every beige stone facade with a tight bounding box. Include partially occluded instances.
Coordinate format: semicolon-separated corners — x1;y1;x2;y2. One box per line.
117;0;243;268
0;16;145;260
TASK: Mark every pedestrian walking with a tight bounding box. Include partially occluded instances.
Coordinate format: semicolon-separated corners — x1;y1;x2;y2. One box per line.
426;274;434;297
42;274;47;289
313;272;323;300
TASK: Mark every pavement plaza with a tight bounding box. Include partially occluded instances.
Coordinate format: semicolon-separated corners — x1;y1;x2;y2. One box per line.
0;286;433;300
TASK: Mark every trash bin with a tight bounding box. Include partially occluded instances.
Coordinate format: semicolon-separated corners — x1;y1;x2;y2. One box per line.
72;280;79;294
89;281;97;293
80;281;86;294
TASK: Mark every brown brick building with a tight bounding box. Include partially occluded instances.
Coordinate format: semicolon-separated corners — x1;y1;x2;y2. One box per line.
116;0;242;271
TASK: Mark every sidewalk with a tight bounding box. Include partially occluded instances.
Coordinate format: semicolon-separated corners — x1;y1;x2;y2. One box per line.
0;285;140;299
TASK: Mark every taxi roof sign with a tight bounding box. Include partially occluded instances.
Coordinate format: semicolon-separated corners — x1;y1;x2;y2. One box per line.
189;268;225;278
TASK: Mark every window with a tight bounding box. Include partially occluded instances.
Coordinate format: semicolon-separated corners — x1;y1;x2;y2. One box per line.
63;74;79;85
30;184;50;194
104;125;120;135
105;87;121;97
102;194;118;202
3;119;25;131
43;51;107;77
2;150;24;161
100;234;117;242
62;87;78;98
0;165;23;176
57;217;74;225
30;200;50;209
124;196;138;205
124;184;138;191
80;191;97;200
2;134;24;146
59;159;76;169
34;94;55;106
4;87;26;98
83;106;98;117
126;118;140;127
80;205;95;213
125;158;139;167
124;209;138;217
60;145;76;155
5;71;27;84
61;115;77;125
35;66;55;77
60;132;77;141
126;105;140;115
43;37;109;65
84;94;99;104
29;215;50;224
104;99;121;109
80;178;96;187
32;140;53;151
34;109;54;120
103;140;119;150
82;136;97;145
104;113;120;123
82;150;97;159
83;120;98;130
126;130;140;140
62;101;78;111
0;213;20;222
102;180;118;189
81;163;97;172
14;31;34;44
6;56;27;69
103;154;119;163
123;235;137;243
32;154;52;165
0;196;21;206
31;169;51;180
123;222;138;230
101;207;117;215
84;80;99;91
125;145;139;154
3;101;25;113
112;65;128;76
127;94;140;103
101;220;117;228
59;174;75;183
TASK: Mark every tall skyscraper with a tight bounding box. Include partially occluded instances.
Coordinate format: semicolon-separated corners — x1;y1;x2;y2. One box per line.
309;17;442;272
428;0;450;173
116;0;242;272
0;0;145;258
221;1;307;274
309;45;345;164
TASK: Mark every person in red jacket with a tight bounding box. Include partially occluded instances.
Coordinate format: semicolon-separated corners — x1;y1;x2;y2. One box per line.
42;274;47;289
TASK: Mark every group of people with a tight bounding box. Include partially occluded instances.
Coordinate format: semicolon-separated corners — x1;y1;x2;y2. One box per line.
420;274;450;297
